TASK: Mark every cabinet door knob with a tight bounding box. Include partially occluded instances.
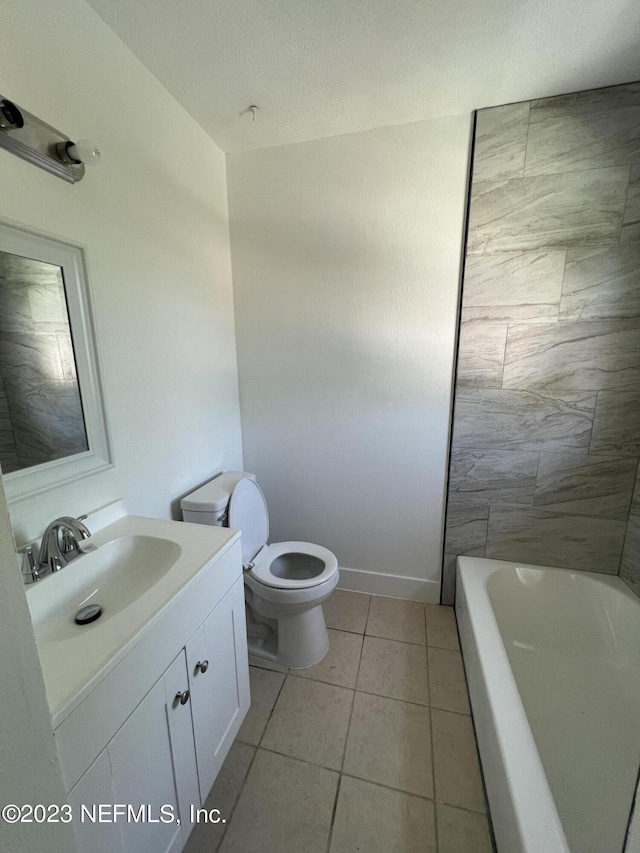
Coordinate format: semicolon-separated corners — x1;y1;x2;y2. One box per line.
195;659;209;674
175;689;190;706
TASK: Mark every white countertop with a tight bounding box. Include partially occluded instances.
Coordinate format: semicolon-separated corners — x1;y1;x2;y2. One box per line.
26;512;240;726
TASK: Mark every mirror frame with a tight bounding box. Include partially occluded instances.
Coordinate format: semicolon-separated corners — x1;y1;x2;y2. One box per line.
0;220;113;502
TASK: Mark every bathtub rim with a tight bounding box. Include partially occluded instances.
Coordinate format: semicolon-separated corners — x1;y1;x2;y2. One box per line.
455;555;571;853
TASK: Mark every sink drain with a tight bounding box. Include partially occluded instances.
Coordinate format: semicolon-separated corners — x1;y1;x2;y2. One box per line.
74;604;103;625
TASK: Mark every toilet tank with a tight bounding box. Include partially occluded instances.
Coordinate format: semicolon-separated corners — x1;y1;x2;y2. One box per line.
181;470;255;526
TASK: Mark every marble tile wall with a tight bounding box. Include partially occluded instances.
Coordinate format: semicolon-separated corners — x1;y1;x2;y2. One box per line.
0;254;88;473
0;368;19;473
443;82;640;604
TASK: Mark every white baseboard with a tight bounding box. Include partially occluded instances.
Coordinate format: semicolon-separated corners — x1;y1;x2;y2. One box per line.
337;566;441;604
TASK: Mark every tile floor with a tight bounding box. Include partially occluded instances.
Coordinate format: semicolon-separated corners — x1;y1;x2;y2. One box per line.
185;590;494;853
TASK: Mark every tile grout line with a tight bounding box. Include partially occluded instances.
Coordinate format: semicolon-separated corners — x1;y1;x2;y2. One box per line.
256;668;289;749
586;390;599;456
337;769;488;816
364;630;428;648
324;774;343;853
267;676;471;716
342;595;371;770
226;598;486;851
277;733;489;808
426;605;440;853
213;743;261;853
340;771;437;802
251;742;488;815
330;600;458;645
618;164;633;246
500;322;509;389
256;743;342;775
217;667;291;849
557;246;568;320
326;594;370;853
221;667;291;846
520;100;532;177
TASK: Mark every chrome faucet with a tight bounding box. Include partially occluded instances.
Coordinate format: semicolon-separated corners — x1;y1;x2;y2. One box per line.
38;516;91;575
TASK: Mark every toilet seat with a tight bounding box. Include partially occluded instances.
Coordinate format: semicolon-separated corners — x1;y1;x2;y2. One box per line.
251;541;338;590
228;477;338;590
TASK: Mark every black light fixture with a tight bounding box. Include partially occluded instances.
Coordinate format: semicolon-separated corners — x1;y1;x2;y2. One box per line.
0;95;100;183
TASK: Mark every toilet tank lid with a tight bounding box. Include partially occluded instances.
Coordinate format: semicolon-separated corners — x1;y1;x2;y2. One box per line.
181;470;256;513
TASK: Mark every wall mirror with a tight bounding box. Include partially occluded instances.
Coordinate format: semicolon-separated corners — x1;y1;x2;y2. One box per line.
0;221;112;502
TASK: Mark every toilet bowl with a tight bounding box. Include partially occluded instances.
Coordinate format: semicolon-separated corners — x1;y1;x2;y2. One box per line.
181;471;339;668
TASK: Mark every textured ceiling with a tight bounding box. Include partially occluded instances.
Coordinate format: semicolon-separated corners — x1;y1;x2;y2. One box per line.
86;0;640;152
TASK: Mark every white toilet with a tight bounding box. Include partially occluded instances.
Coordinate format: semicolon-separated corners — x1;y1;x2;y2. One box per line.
181;471;339;669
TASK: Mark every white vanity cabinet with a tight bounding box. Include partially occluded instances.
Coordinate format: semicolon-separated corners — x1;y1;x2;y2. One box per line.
108;675;185;853
67;673;187;853
59;540;250;853
186;579;250;801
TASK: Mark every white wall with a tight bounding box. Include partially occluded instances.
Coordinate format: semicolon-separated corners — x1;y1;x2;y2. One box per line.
228;116;471;601
0;477;77;852
1;0;244;544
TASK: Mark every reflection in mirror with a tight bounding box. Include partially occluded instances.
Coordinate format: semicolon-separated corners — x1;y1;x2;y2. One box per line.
0;252;89;473
0;221;112;503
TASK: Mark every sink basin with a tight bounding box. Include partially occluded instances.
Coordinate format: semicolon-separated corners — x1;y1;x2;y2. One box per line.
29;535;181;642
24;511;240;725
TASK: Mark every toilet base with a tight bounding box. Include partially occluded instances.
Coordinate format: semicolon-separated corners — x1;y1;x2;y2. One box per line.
243;568;338;669
247;602;330;669
247;603;329;669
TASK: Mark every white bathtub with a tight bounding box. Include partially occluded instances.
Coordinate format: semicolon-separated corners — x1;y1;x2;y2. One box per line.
455;556;640;853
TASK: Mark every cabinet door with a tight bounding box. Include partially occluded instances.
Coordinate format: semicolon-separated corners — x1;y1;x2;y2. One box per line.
186;578;250;801
68;749;124;853
108;679;182;853
163;650;200;846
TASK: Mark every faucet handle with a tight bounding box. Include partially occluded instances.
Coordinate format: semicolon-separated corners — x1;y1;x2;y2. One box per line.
71;516;91;539
20;546;40;584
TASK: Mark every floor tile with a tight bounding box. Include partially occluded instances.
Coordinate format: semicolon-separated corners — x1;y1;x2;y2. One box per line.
329;776;436;853
296;629;363;689
428;648;470;714
437;803;494;853
432;708;486;813
425;605;460;650
343;692;433;797
184;741;254;853
261;676;353;770
357;636;429;705
366;596;426;645
237;667;286;746
218;750;338;853
323;589;370;633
